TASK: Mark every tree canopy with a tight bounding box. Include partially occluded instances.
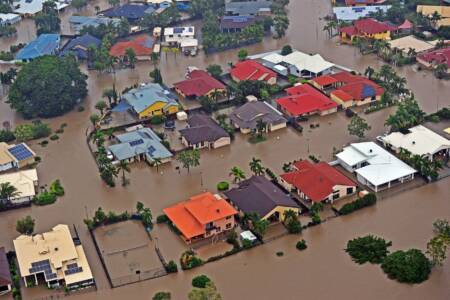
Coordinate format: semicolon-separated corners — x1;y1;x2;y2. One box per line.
345;235;392;264
381;249;431;283
8;56;87;118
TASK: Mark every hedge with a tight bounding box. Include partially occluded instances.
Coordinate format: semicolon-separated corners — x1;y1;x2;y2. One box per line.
339;193;377;215
217;181;229;191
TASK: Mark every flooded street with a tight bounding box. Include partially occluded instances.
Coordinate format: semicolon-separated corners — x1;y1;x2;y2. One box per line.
0;0;449;299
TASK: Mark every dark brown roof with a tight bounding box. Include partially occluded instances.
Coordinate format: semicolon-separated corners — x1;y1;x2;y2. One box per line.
229;101;287;131
179;114;229;144
0;247;11;286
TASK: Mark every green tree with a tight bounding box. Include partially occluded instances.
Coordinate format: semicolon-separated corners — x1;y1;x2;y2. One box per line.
177;149;200;173
117;160;130;186
102;88;116;107
283;210;301;234
249;157;264;176
90;114;100;127
72;0;87;10
206;64;223;79
348;115;371;139
229;166;246;183
385;95;425;131
426;219;450;267
8;56;87;118
381;249;431;283
281;45;293;56
14;124;34;141
16;216;35;235
152;157;162;172
0;182;20;202
434;63;448;79
188;281;222;300
253;218;269;238
34;1;61;34
273;14;289;38
95;100;108;115
238;49;248;61
150;68;163;84
192;275;211;288
345;235;392;264
255;119;267;137
125;47;137;68
153;292;171;300
108;0;119;6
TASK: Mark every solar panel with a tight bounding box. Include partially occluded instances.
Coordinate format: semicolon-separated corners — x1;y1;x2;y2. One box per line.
174;27;183;33
147;146;156;155
67;263;78;269
129;139;144;146
64;267;83;276
8;143;33;161
45;273;57;280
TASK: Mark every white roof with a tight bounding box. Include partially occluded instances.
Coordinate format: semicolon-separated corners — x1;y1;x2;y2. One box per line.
262;50;335;74
337;142;416;187
381;125;450;157
388;35;435;54
0;13;21;21
240;230;257;241
13;0;68;15
333;5;391;21
180;38;198;47
164;26;195;37
0;169;37;199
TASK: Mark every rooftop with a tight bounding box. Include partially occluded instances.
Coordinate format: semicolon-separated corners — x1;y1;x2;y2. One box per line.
60;33;101;59
388;35;435;54
231;60;277;82
122;83;178;114
109;35;155;57
417;47;450;68
69;16;121;32
225;0;272;15
0;247;11;287
333;5;391;21
16;34;60;61
179;114;229;144
229;101;287;131
261;50;335;75
13;0;68;15
173;70;225;97
102;3;154;20
0;169;38;199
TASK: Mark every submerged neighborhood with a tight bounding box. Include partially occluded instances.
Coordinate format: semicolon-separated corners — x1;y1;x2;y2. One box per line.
0;0;449;299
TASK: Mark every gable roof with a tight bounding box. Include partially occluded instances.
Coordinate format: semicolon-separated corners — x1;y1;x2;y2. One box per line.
220;15;258;29
354;18;395;34
102;3;154;20
333;5;391;21
179;114;229;144
231;60;277;82
0;169;38;200
224;176;299;218
261;51;335;75
16;34;60;60
163;192;237;239
122;83;178;113
229;101;287;130
277;84;337;116
173;70;225;97
60;33;101;59
417;47;450;68
69;16;121;32
110;35;155;57
0;247;11;286
281;160;355;202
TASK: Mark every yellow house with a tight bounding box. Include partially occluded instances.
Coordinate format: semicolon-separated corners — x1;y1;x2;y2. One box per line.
417;5;450;29
339;18;393;44
122;83;179;119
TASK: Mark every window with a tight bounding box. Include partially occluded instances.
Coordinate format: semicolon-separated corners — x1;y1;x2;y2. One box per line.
347;187;353;194
226;216;232;220
226;223;232;229
333;193;340;199
206;222;214;231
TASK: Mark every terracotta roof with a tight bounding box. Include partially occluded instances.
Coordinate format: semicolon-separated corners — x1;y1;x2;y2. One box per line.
397;19;413;30
311;75;338;86
109;35;154;57
339;25;358;36
331;89;354;102
354;18;395;35
174;70;226;97
417;47;450;68
277;84;337;117
163;192;237;239
0;247;11;286
230;60;276;82
281;160;356;202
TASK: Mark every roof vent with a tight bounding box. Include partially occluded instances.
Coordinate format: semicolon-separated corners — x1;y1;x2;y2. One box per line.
412;141;415;145
369;149;373;153
216;209;220;213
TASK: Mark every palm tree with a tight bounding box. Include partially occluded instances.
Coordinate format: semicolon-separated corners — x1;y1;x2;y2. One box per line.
90;114;100;128
162;47;171;59
93;131;105;147
95;100;107;115
434;64;448;79
117;160;130;186
150;52;159;68
125;48;136;68
255;119;267;137
102;88;115;107
0;182;20;203
364;66;375;80
249;157;264;176
229;167;246;183
152;157;162;172
171;47;180;60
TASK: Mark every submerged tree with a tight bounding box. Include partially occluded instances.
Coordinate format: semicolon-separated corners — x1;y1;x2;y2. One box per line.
249;157;264;176
177;149;200;173
229;166;246;183
16;216;35;235
348;115;371;139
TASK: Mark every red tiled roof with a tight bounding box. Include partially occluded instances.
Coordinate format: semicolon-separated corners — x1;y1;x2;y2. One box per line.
281;160;356;202
398;19;413;30
339;25;358;36
230;60;277;82
109;35;154;57
277;84;337;117
354;18;395;35
163;192;237;239
417;47;450;68
311;75;338;86
174;70;226;97
331;89;354;102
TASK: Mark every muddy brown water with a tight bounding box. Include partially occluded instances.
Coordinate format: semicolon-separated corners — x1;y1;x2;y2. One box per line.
0;0;449;299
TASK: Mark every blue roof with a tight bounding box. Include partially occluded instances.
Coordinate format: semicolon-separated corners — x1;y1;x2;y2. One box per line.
111;100;132;112
122;83;178;114
361;84;376;99
60;33;101;59
333;5;391;21
103;4;154;21
16;34;60;61
7;143;34;161
108;127;173;161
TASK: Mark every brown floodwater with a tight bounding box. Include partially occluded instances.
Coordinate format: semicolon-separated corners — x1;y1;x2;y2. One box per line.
0;0;449;299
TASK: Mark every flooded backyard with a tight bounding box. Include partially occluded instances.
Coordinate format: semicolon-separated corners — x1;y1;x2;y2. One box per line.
0;0;449;299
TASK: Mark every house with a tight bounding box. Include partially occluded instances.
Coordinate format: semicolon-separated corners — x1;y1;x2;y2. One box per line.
120;83;179;118
109;35;155;60
163;192;238;244
174;69;226;100
339;18;394;43
13;0;68;16
416;6;450;29
388;35;434;55
13;224;94;289
220;15;259;33
230;60;277;85
311;71;384;108
0;13;21;25
107;127;173;164
229;101;287;134
102;4;155;23
345;0;384;6
59;34;101;60
280;160;356;204
260;50;335;78
0;142;36;172
395;19;413;35
16;34;60;62
138;0;172;9
225;1;272;16
380;125;450;161
224;176;300;222
276;84;338;119
417;47;450;74
179;114;230;149
0;169;38;206
163;26;196;48
69;16;121;34
336;142;417;192
333;5;391;21
0;247;11;295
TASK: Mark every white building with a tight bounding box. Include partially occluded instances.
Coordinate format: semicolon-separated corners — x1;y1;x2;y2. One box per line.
0;13;21;25
0;169;38;205
163;26;196;48
336;142;417;192
380;125;450;161
259;50;335;78
13;0;69;16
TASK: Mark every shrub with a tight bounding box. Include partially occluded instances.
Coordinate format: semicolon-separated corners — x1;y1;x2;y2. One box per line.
296;240;307;251
34;156;41;162
345;235;392;264
49;179;64;197
77;106;85;112
242;239;253;249
180;250;203;270
156;214;169;224
339;193;377;215
40;140;48;146
33;191;57;206
381;249;431;283
153;291;171;300
311;213;321;225
55;128;64;134
50;134;59;141
217;181;229;191
276;251;284;257
192;275;211;288
150;115;165;125
265;168;277;181
0;130;15;143
165;260;178;273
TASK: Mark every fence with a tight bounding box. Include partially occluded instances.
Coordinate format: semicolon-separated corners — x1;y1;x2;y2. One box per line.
110;267;167;288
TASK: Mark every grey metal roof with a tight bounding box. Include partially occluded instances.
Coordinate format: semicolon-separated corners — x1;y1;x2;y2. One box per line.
229;101;287;131
225;1;272;15
179;114;229;144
